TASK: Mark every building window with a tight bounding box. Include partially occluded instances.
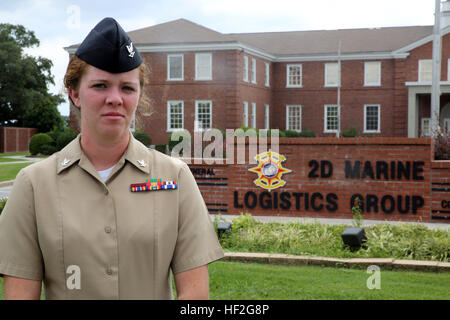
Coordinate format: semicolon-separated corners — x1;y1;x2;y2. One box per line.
251;102;256;128
243;56;249;82
195;53;212;80
364;104;380;133
286;105;302;131
418;60;432;83
251;58;256;84
195;100;212;131
286;64;302;87
167;101;184;131
265;63;270;87
243;101;248;127
324;105;339;133
364;61;381;86
265;104;270;129
324;63;338;87
167;54;183;81
421;118;431;137
130;112;136;132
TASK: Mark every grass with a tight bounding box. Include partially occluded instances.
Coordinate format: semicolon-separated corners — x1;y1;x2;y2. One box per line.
0;152;28;157
0;158;26;163
217;214;450;262
0;163;33;182
2;262;448;300
208;261;450;300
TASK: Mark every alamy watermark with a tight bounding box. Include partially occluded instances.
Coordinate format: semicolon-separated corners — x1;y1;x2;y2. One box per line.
169;123;280;165
366;265;381;290
66;4;81;30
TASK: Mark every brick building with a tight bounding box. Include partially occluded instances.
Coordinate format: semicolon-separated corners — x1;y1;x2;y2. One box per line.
66;18;450;145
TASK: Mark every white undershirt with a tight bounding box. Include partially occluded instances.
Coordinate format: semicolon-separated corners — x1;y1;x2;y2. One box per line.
97;165;116;182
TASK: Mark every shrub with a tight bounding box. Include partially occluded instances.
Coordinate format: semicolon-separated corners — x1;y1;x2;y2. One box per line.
29;133;53;155
155;144;167;153
133;131;152;147
342;126;358;137
55;128;78;150
0;197;7;215
434;131;450;160
284;130;301;137
299;129;316;137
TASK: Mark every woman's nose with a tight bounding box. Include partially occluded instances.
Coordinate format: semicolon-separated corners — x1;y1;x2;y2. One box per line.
105;86;123;106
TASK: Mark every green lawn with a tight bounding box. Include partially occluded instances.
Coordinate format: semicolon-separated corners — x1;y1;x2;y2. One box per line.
0;158;26;163
209;262;450;300
0;162;33;182
0;152;28;157
2;262;448;300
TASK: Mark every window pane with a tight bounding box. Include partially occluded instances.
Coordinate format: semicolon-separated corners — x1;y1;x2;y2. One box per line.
196;102;211;129
325;63;338;86
288;65;301;86
365;105;379;131
326;105;338;131
169;56;182;79
419;60;432;82
287;105;301;130
196;54;211;79
365;62;380;85
169;102;183;129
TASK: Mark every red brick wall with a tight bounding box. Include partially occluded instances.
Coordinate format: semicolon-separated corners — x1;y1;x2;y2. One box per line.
186;137;447;223
431;160;450;221
0;127;38;153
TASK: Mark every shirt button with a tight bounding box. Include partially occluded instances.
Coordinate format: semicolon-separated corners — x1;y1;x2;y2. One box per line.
106;267;113;275
104;188;109;195
105;226;112;234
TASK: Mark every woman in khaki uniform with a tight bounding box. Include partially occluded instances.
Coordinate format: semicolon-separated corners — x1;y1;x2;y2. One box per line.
0;17;224;299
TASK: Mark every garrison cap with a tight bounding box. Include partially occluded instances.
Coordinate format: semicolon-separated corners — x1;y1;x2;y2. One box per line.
75;17;142;73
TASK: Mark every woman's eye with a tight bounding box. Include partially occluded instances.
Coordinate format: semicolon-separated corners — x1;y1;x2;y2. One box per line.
93;83;106;88
123;86;136;92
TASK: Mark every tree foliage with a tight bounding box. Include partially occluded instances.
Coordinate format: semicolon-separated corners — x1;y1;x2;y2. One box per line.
0;23;64;131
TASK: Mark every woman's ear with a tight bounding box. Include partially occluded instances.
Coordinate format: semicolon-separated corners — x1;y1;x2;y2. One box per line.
68;87;81;108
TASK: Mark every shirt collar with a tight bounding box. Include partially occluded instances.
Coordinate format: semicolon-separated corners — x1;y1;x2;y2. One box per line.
57;132;151;175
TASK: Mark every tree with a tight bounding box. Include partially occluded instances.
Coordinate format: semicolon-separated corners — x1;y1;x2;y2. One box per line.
0;23;64;131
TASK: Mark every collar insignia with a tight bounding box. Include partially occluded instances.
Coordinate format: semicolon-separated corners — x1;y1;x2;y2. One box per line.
137;159;147;167
61;158;71;166
126;42;135;58
131;179;178;192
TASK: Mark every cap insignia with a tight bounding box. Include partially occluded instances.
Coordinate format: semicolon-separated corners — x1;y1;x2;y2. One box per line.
126;42;135;58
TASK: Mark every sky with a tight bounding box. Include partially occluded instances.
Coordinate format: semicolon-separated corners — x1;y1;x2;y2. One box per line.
0;0;437;116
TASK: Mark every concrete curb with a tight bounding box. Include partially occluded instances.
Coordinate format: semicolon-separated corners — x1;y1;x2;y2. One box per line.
0;180;14;188
221;252;450;272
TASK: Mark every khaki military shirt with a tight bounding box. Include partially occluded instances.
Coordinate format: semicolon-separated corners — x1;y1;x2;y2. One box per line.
0;134;224;299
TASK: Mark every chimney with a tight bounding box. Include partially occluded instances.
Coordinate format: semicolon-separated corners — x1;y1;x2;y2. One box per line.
441;0;450;29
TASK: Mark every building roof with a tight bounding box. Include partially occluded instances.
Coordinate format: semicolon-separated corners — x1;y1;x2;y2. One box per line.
66;18;434;57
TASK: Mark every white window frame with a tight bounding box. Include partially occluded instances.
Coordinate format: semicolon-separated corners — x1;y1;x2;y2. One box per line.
251;102;256;128
130;111;136;132
195;53;212;81
286;64;302;88
286;105;302;132
364;104;381;133
243;101;248;127
195;100;212;131
324;63;338;87
364;61;381;86
265;104;270;129
448;59;450;81
324;104;339;133
167;100;184;132
421;118;431;137
418;59;432;83
265;63;270;87
167;54;184;81
251;58;256;84
243;56;249;82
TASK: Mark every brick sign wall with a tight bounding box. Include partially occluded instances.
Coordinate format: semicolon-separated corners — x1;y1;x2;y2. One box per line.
0;127;38;153
187;137;450;223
